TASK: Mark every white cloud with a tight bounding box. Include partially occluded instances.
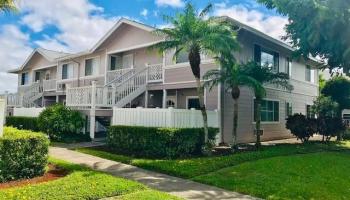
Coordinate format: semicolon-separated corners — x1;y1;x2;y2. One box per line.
0;25;32;93
214;3;288;40
18;0;117;52
155;0;184;8
140;8;148;18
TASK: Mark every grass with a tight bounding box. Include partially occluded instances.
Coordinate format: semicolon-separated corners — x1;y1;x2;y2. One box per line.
194;152;350;200
76;141;350;200
76;141;350;179
0;158;180;200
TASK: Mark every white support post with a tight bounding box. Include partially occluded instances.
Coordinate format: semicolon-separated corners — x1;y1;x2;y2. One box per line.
144;90;149;108
217;83;222;144
90;81;97;139
56;95;59;103
0;99;5;137
111;85;116;105
162;89;167;109
190;108;196;127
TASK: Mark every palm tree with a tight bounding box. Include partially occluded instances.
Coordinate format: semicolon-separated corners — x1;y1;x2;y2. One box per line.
204;58;263;147
0;0;17;12
151;3;240;143
243;61;293;148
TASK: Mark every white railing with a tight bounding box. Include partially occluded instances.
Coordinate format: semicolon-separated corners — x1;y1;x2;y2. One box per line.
112;107;219;128
7;93;23;107
147;63;163;82
66;86;93;107
106;68;134;84
43;79;57;91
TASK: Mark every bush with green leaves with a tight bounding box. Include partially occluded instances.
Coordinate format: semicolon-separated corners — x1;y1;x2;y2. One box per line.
107;126;218;158
38;104;88;142
0;127;49;183
5;116;40;132
286;114;317;142
317;116;346;141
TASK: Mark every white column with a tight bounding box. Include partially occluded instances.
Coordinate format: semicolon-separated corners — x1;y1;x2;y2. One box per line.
144;90;149;108
90;81;97;139
162;89;167;108
218;83;222;143
0;99;5;137
56;95;59;103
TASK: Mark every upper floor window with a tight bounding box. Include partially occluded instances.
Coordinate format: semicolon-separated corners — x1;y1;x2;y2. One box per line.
286;57;292;77
110;55;122;71
254;44;279;72
62;63;73;80
305;65;315;83
85;58;99;76
176;49;189;64
21;72;29;85
254;99;280;122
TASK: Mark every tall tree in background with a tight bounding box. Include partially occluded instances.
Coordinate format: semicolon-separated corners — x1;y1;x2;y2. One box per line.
204;58;263;147
151;3;240;143
243;62;293;148
0;0;16;12
257;0;350;75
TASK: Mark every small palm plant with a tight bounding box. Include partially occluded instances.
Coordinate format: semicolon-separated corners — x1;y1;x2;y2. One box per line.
0;0;17;12
243;61;293;148
204;58;263;147
150;3;240;143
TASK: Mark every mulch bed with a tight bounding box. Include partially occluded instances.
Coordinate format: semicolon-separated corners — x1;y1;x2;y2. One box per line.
0;164;69;190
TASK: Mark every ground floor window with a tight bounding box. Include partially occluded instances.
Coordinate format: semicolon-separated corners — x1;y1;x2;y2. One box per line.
254;99;280;122
187;96;201;110
306;104;313;118
286;102;293;118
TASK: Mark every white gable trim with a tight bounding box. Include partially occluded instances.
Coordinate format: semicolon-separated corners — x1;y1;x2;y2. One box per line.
90;18;156;53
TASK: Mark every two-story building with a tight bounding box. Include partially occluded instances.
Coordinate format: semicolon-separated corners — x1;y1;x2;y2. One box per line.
3;17;319;143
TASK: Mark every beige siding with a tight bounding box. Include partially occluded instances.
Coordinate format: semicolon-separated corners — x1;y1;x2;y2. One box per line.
98;24;161;52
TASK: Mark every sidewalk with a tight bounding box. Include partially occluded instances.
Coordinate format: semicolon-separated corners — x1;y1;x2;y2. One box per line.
49;147;259;200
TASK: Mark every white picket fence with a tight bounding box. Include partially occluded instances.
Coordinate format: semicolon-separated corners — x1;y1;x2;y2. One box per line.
112;107;219;128
13;107;45;117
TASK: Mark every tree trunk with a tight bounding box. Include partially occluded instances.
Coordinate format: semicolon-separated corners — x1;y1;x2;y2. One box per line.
232;97;238;147
255;98;262;148
189;45;209;143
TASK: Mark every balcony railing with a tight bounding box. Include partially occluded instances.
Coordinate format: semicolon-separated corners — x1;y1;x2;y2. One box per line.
106;68;134;84
43;79;57;91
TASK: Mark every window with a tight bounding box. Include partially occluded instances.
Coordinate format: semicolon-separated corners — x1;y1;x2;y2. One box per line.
305;65;315;83
122;54;133;68
285;102;293;117
35;71;41;82
62;63;73;79
176;49;189;64
254;99;279;122
21;72;29;85
306;105;313;118
110;55;122;70
85;58;99;76
187;97;201;110
286;57;292;77
254;44;279;72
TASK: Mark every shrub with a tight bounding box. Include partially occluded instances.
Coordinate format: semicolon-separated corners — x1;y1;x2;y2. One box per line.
286;114;317;142
38;104;88;142
107;126;218;158
0;127;49;183
343;129;350;140
317;116;346;141
5;116;40;132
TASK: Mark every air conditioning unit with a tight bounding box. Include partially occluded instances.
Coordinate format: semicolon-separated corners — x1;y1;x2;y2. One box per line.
57;83;66;91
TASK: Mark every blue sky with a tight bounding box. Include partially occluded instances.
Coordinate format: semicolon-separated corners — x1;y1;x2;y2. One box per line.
0;0;286;92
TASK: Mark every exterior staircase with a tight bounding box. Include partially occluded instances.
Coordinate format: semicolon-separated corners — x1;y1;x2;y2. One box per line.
4;82;44;108
66;64;163;109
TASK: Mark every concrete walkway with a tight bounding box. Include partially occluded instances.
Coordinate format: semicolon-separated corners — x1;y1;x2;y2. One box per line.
49;147;259;200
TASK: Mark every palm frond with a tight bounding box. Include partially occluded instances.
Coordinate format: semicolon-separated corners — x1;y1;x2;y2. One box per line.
199;4;213;18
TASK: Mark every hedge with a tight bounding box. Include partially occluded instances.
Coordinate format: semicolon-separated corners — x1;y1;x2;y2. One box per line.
107;126;218;158
0;127;49;183
6;116;40;132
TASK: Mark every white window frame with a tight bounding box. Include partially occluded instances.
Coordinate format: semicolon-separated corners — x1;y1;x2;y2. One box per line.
21;72;30;86
285;101;293;118
286;57;292;77
122;54;134;69
252;98;281;124
186;96;200;110
61;62;74;80
84;56;100;77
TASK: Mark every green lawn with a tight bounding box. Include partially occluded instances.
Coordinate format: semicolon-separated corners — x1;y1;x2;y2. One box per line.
76;141;350;200
0;158;180;200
